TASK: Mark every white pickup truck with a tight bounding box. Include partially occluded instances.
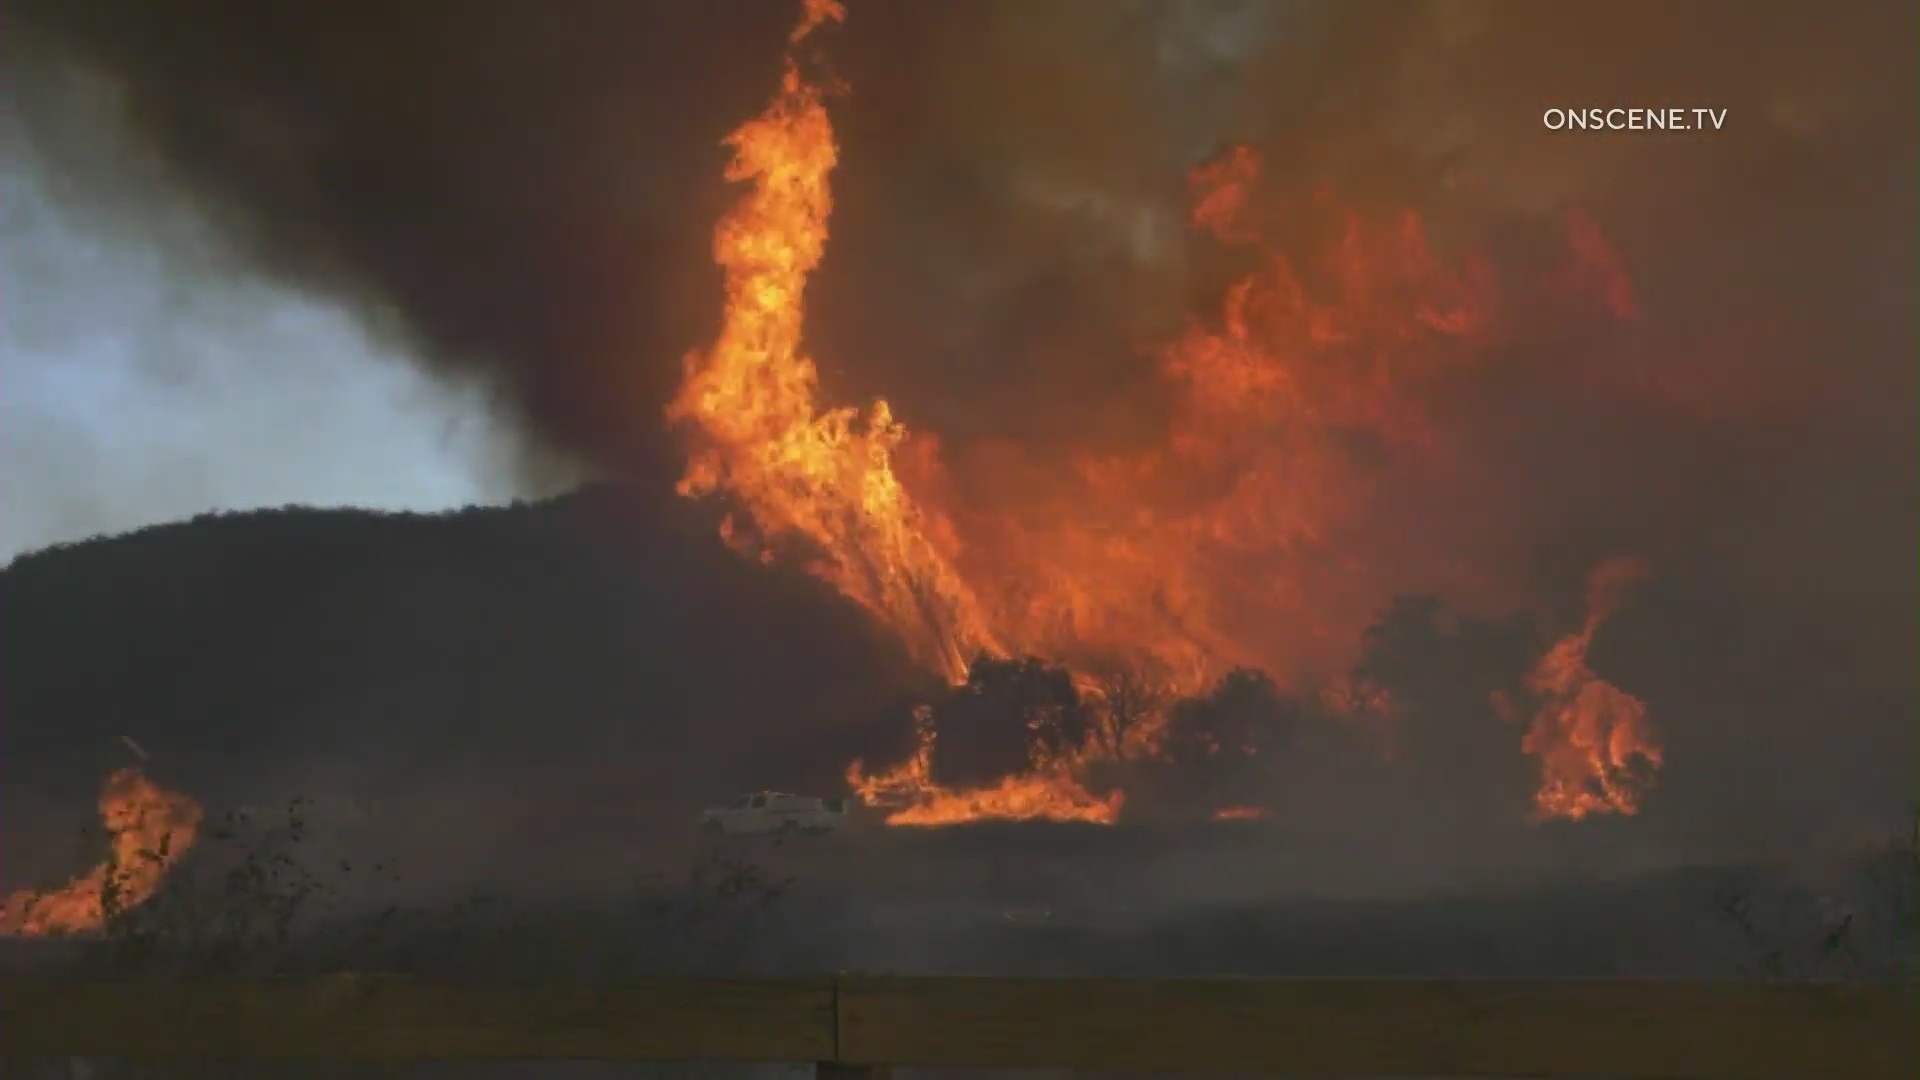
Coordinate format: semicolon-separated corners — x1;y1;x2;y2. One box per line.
700;792;851;836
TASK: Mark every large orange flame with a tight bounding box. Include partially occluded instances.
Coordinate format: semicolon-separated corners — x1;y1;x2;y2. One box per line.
0;768;203;936
673;2;1661;827
666;0;993;684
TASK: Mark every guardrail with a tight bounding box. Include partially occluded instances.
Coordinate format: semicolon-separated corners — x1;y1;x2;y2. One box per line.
3;975;1913;1077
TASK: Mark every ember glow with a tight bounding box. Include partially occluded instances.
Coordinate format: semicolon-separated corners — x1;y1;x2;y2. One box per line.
673;1;1661;827
0;768;203;936
1515;558;1663;820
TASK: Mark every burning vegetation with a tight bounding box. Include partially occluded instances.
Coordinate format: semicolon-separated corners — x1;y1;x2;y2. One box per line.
666;0;992;686
0;768;202;937
670;1;1663;828
1507;558;1662;820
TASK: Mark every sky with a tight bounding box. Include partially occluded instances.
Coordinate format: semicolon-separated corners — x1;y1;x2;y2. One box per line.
0;64;568;565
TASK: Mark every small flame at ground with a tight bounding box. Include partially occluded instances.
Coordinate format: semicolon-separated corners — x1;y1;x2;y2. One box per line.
845;707;1124;826
0;768;203;936
1515;558;1663;819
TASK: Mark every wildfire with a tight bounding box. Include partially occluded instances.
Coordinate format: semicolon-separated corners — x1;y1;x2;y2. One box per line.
1514;558;1663;819
867;770;1122;827
940;167;1506;691
845;705;1124;826
673;2;1658;828
1213;805;1270;822
666;0;993;683
0;768;203;936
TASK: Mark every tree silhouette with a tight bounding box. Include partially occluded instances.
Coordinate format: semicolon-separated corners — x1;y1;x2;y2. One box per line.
927;654;1090;788
1119;667;1300;819
1086;660;1172;761
1348;594;1536;819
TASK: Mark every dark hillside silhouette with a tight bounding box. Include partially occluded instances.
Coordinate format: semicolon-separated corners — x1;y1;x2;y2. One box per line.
0;483;931;858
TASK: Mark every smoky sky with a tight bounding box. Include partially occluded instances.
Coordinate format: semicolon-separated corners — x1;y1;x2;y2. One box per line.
0;39;583;564
8;1;1917;841
13;0;1913;508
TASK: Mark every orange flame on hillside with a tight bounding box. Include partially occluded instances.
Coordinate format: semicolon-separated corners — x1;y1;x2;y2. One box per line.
0;768;203;936
1515;558;1663;819
1213;805;1271;822
672;2;1658;827
666;0;992;684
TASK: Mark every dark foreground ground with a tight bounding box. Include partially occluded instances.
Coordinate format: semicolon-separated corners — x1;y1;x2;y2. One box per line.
5;816;1914;1080
7;815;1914;982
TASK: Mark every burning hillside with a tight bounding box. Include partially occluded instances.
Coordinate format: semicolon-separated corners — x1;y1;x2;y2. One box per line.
669;0;1662;827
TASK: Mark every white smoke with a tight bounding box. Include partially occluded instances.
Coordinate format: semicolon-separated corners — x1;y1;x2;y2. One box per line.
0;61;574;565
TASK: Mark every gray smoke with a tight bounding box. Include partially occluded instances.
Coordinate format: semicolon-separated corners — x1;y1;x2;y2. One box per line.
0;47;577;563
